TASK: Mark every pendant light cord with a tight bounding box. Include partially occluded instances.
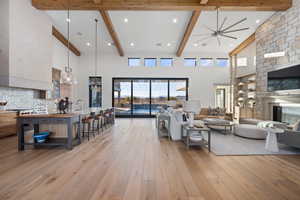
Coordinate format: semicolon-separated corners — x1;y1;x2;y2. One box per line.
95;19;98;76
67;4;70;73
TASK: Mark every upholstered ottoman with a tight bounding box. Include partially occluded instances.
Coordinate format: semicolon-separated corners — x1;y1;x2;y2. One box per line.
234;124;267;139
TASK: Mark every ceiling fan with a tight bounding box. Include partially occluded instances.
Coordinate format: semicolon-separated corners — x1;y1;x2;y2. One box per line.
194;8;250;46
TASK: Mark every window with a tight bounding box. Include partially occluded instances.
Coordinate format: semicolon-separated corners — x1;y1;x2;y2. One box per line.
128;58;141;67
216;58;229;67
237;57;247;67
144;58;157;67
160;58;173;67
184;58;197;67
200;58;214;67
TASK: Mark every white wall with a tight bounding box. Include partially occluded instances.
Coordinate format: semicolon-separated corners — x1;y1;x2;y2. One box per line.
78;52;230;109
0;0;10;85
236;41;256;77
9;0;53;90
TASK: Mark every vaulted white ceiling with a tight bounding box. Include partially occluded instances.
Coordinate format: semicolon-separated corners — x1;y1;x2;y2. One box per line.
46;10;274;56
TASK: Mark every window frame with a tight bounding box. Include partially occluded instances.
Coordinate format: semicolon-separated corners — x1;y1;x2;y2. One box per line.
160;58;173;67
144;58;157;67
237;57;248;67
128;57;141;67
184;58;197;67
199;58;214;67
215;58;229;67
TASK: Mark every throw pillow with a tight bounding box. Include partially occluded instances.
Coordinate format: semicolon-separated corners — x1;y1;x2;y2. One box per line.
293;120;300;132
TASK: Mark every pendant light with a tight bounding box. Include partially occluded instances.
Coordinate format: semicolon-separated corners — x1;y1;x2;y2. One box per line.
61;6;74;85
94;18;98;77
91;18;99;89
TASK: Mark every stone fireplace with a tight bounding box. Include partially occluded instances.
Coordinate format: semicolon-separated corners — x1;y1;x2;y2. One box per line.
255;0;300;120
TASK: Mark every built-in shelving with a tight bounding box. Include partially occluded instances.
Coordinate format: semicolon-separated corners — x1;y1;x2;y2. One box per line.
235;73;257;118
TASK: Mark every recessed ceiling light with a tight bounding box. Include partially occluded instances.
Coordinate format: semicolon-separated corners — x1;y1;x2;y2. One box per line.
130;42;134;46
173;18;178;23
124;18;129;23
167;43;171;47
256;19;260;24
193;43;198;47
86;42;91;46
108;42;112;46
66;18;71;23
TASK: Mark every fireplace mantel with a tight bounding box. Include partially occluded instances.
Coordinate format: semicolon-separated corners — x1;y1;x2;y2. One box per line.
258;89;300;102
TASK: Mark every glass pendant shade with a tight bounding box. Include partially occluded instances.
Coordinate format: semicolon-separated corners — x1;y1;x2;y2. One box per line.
60;8;76;85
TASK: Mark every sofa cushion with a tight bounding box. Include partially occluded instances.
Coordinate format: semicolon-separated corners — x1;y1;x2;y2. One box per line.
240;118;263;125
199;108;209;115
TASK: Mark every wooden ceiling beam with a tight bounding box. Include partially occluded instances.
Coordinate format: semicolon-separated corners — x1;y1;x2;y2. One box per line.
52;26;81;56
32;0;292;11
99;10;124;57
200;0;209;5
93;0;101;4
176;11;201;57
229;33;255;56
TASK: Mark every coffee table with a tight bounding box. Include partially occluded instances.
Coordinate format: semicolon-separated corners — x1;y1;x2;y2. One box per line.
181;124;211;151
265;128;284;152
203;118;234;135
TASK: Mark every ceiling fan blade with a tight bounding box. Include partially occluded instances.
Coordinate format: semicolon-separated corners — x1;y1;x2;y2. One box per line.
196;36;212;43
217;8;219;31
220;34;238;40
204;25;216;33
218;17;227;31
221;18;247;32
217;36;221;46
222;27;250;34
192;33;212;37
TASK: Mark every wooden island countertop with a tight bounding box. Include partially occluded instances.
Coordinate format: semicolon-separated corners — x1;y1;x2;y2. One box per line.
17;113;80;119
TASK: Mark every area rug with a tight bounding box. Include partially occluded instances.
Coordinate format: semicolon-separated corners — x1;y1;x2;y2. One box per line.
202;132;300;156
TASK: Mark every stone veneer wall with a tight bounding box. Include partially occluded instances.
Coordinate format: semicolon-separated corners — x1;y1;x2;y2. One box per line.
255;0;300;119
0;86;55;111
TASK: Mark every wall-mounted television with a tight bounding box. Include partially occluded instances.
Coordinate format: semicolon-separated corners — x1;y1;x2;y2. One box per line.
267;64;300;92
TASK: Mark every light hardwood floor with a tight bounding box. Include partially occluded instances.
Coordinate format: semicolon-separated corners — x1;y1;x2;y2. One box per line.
0;119;300;200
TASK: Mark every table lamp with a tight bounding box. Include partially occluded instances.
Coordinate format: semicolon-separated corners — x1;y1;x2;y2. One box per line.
183;100;201;127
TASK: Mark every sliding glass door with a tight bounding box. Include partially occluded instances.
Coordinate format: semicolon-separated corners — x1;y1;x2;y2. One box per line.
132;79;150;115
113;78;188;117
113;79;131;116
169;80;187;102
151;80;168;115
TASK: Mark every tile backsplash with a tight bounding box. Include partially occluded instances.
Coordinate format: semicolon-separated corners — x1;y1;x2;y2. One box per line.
0;86;56;111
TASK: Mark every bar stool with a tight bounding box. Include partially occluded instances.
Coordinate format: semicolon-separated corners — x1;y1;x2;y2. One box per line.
103;109;110;128
81;116;95;141
93;111;104;135
109;108;115;125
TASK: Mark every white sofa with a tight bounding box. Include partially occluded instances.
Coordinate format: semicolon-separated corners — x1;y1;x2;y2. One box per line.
168;109;186;140
235;124;267;139
234;118;267;139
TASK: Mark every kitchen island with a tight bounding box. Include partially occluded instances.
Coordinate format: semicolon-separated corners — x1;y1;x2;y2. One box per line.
17;113;82;151
0;110;18;138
